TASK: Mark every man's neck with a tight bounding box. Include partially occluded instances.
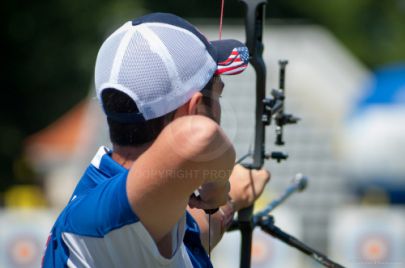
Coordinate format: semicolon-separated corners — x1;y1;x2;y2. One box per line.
111;143;152;169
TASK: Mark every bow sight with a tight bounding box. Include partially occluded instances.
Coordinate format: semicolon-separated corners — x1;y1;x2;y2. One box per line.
264;60;300;163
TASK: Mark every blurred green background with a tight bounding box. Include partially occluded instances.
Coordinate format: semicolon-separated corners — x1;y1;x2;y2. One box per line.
2;0;405;200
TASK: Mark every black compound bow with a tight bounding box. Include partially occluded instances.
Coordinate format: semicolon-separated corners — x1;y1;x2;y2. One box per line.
228;1;345;268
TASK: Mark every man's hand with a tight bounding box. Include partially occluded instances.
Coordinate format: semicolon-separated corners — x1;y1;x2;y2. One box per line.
228;164;271;211
187;164;270;252
189;180;230;210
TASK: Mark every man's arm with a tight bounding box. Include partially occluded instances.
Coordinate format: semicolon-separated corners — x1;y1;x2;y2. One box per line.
126;115;236;243
188;164;271;251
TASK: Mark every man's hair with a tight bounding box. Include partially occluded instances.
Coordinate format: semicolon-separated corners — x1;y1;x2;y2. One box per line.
101;88;176;146
101;77;215;146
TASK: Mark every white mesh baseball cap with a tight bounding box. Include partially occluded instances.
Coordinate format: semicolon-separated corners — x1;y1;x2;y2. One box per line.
95;12;249;123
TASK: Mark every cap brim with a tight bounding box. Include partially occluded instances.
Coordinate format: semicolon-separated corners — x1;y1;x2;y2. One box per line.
211;39;249;75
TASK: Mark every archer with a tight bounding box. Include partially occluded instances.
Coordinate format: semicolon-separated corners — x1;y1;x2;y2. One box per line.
41;13;270;268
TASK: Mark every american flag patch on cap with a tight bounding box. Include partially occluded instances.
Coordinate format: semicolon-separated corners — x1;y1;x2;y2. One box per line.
216;47;249;75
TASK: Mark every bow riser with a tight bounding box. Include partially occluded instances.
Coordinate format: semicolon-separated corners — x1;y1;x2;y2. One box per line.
237;1;268;268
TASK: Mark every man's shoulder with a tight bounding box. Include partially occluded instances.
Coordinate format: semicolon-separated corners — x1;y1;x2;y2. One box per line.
67;173;138;237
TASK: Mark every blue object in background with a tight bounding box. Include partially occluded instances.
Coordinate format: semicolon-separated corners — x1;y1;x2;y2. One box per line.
356;63;405;109
347;63;405;204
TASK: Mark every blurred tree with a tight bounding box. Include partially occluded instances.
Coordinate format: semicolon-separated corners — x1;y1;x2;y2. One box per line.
143;0;303;20
1;0;144;192
286;0;405;68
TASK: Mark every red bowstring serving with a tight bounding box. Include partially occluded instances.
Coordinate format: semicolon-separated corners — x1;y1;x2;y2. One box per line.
219;0;225;40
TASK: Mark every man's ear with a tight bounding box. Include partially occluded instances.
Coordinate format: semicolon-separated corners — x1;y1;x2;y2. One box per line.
174;92;203;118
187;92;203;115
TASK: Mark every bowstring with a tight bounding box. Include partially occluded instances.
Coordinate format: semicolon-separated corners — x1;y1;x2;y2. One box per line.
208;216;212;258
208;0;225;260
